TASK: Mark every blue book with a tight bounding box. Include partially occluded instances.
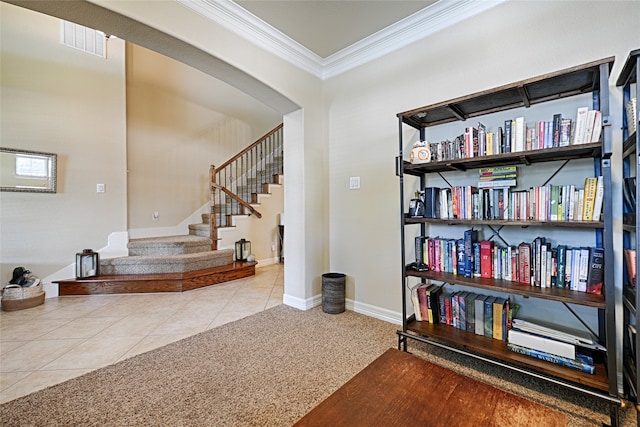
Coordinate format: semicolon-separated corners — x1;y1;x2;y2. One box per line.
456;239;466;276
464;229;478;278
507;343;595;374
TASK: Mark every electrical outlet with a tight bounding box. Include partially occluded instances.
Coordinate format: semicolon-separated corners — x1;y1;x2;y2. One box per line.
271;243;276;252
152;211;159;221
96;183;105;193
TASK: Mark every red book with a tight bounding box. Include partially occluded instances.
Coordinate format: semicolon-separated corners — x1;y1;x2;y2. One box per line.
416;284;432;322
518;242;532;285
480;241;494;278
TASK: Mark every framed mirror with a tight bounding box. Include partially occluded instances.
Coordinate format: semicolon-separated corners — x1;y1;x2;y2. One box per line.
0;148;57;193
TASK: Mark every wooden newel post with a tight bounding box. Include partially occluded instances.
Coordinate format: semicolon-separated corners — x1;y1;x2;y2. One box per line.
209;164;218;250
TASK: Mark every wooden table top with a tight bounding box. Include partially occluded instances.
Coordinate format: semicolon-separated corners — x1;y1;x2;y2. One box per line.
293;348;566;427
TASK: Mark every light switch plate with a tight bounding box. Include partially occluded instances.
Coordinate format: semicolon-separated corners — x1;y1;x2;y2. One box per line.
349;177;360;190
96;183;105;193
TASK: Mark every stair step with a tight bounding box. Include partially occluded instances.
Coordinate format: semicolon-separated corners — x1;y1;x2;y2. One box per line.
127;235;212;256
55;261;256;295
100;249;234;275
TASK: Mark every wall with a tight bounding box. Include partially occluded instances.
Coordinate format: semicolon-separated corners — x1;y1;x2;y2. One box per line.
125;43;280;233
0;3;127;281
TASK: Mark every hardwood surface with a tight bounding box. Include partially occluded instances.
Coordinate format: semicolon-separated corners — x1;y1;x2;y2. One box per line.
293;348;566;427
54;262;256;295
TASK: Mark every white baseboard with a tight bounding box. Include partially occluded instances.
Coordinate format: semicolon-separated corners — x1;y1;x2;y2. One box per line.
282;293;402;326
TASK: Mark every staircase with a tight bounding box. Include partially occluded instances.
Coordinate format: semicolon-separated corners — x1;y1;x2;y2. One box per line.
55;124;283;296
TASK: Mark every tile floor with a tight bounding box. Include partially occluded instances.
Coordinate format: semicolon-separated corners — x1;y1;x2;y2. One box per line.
0;263;284;404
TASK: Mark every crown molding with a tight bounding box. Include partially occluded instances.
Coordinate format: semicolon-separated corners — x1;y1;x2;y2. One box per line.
179;0;506;80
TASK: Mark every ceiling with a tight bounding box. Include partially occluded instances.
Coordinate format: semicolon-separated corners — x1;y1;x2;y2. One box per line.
235;0;436;58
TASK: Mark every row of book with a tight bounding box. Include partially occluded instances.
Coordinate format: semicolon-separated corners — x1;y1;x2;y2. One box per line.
423;108;601;162
417;232;604;294
411;284;517;341
421;175;604;222
411;284;599;374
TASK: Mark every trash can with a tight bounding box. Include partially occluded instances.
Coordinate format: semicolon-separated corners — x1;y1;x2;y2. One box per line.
322;272;345;314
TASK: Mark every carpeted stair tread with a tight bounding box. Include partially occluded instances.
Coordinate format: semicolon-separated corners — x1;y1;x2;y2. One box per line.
127;235;212;256
101;249;234;275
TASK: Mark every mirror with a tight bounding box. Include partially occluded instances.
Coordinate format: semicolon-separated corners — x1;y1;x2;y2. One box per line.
0;148;57;193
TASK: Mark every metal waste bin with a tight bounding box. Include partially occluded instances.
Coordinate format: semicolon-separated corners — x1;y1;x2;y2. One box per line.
322;273;345;314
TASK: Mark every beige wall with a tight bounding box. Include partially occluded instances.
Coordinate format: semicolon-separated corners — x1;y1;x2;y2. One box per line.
0;3;127;280
125;43;280;231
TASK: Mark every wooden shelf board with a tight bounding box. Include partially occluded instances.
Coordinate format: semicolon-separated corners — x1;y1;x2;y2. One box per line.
404;320;609;393
406;268;606;308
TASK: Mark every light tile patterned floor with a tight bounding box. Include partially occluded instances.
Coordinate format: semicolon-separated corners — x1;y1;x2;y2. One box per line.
0;263;284;403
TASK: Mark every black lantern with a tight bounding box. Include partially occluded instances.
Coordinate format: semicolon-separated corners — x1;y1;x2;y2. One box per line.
76;249;99;279
235;239;251;262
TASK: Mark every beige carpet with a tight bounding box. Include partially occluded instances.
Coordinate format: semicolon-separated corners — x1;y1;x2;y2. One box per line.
0;305;634;426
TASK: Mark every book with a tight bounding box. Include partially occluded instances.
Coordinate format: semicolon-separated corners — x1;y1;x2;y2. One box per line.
591;176;604;222
583;109;597;144
465;293;477;332
626;249;637;287
582;177;598;221
586;247;604;295
479;166;517;176
574;107;589;144
474;295;488;335
518;242;532;285
492;297;506;340
556;245;567;289
590;110;602;143
463;229;477;278
507;329;575;359
426;285;442;323
410;283;423;321
512;318;605;350
458;291;468;331
480;241;493;278
578;247;590;292
483;296;496;338
416;283;432;321
514;116;525;152
423;187;440;219
477;179;516;188
507;343;595;374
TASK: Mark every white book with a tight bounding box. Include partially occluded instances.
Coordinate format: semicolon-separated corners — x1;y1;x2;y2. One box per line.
410;283;422;321
568;185;576;221
571;247;581;291
574;107;589;144
592;176;604;221
512;318;605;350
515;116;525;152
565;249;573;288
590;110;602;143
576;189;584;221
583;110;597;144
578;247;589;292
508;329;576;359
540;244;548;288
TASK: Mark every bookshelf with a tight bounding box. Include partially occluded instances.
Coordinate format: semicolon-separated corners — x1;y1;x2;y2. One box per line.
618;48;640;423
396;57;620;423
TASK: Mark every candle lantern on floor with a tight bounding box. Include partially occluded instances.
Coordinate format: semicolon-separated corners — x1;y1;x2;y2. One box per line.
76;249;99;278
235;239;251;262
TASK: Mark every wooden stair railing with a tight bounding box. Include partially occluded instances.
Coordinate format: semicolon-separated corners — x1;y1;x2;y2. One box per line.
209;124;283;250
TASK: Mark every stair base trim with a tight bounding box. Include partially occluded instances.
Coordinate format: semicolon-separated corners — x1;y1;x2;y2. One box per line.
55;262;256;295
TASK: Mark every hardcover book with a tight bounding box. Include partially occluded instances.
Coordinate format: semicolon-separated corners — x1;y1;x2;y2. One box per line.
586;247;604;295
492;297;506;340
480;241;494;278
475;295;488;335
507;343;595;374
423;187;441;219
483;296;496;338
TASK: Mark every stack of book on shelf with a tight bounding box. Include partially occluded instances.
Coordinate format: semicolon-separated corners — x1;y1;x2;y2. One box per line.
507;318;603;374
477;166;517;189
623;176;637;224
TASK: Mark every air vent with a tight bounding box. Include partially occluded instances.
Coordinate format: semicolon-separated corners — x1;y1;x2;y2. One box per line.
61;21;106;58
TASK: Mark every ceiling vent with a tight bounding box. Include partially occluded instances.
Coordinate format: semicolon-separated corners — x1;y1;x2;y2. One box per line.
61;21;106;58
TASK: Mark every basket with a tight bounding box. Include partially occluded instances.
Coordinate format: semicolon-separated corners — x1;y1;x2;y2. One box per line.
1;280;45;311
